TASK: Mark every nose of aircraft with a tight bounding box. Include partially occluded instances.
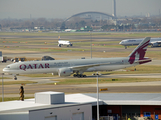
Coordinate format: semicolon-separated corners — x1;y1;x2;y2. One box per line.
3;67;9;73
3;68;6;72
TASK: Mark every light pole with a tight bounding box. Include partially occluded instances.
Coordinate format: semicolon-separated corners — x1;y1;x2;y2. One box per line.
96;72;99;120
92;72;100;120
90;32;92;59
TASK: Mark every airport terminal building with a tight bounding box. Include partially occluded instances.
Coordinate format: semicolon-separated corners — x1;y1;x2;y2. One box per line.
0;92;161;120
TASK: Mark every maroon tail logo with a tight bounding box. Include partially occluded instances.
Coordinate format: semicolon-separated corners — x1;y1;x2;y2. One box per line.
128;40;150;64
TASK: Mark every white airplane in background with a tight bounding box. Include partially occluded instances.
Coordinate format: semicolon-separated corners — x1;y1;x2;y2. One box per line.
119;37;161;49
3;37;151;80
58;36;72;47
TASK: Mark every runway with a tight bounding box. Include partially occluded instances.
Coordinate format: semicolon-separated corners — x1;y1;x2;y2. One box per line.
1;66;161;98
0;34;161;99
1;82;161;98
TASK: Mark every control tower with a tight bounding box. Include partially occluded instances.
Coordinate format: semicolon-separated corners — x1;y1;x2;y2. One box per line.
112;0;116;17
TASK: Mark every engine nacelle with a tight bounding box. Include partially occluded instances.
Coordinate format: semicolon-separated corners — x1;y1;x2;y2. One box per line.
151;43;158;47
58;68;73;77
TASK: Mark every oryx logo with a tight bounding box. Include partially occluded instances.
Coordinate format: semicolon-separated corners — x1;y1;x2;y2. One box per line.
128;40;150;64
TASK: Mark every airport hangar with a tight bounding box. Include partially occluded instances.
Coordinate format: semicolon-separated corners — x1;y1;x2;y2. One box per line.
64;11;116;22
0;91;161;120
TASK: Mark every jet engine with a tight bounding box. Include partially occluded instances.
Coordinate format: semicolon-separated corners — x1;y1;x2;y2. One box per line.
58;68;73;77
151;43;158;47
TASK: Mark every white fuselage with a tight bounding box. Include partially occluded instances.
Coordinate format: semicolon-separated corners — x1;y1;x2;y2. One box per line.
3;57;139;75
119;38;161;47
58;40;72;46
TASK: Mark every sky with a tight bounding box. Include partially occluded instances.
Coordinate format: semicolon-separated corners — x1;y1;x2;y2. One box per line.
0;0;161;19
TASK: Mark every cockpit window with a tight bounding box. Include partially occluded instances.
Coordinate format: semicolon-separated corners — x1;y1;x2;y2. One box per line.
6;66;10;68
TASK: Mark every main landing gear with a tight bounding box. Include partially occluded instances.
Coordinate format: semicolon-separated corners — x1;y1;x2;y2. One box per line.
73;74;87;78
14;75;17;80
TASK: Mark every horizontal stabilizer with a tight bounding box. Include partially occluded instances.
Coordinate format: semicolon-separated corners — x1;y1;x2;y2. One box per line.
134;58;152;63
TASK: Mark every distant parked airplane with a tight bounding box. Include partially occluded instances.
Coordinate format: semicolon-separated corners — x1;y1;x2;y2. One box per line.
58;36;72;47
119;38;161;49
3;37;151;80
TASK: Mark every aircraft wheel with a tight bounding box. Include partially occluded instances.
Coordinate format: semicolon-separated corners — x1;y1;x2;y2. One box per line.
83;75;86;77
59;44;61;47
73;74;77;77
78;75;81;78
14;77;17;80
77;74;83;78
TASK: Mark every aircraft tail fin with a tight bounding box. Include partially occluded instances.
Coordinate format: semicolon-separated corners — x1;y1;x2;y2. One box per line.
128;37;151;64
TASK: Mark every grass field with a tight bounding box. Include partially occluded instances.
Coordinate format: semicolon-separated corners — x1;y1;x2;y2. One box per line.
49;78;161;85
49;50;161;59
0;81;37;85
1;32;161;57
1;32;161;102
1;32;161;81
0;32;161;37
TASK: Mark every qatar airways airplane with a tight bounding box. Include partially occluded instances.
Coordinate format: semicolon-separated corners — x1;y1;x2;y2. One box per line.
119;37;161;49
3;37;151;80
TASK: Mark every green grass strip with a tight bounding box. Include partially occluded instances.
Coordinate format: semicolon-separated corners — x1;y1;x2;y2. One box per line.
50;78;161;85
0;81;37;85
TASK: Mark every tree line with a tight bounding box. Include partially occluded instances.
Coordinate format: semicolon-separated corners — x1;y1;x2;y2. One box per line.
0;16;161;31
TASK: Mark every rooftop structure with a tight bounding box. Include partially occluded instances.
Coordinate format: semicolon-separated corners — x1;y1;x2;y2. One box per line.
65;11;116;22
0;92;161;120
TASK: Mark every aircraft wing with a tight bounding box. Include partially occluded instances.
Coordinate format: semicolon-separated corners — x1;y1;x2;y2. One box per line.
70;62;110;71
150;41;161;44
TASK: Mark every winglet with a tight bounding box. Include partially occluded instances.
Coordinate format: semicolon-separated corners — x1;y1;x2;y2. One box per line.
128;37;151;64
